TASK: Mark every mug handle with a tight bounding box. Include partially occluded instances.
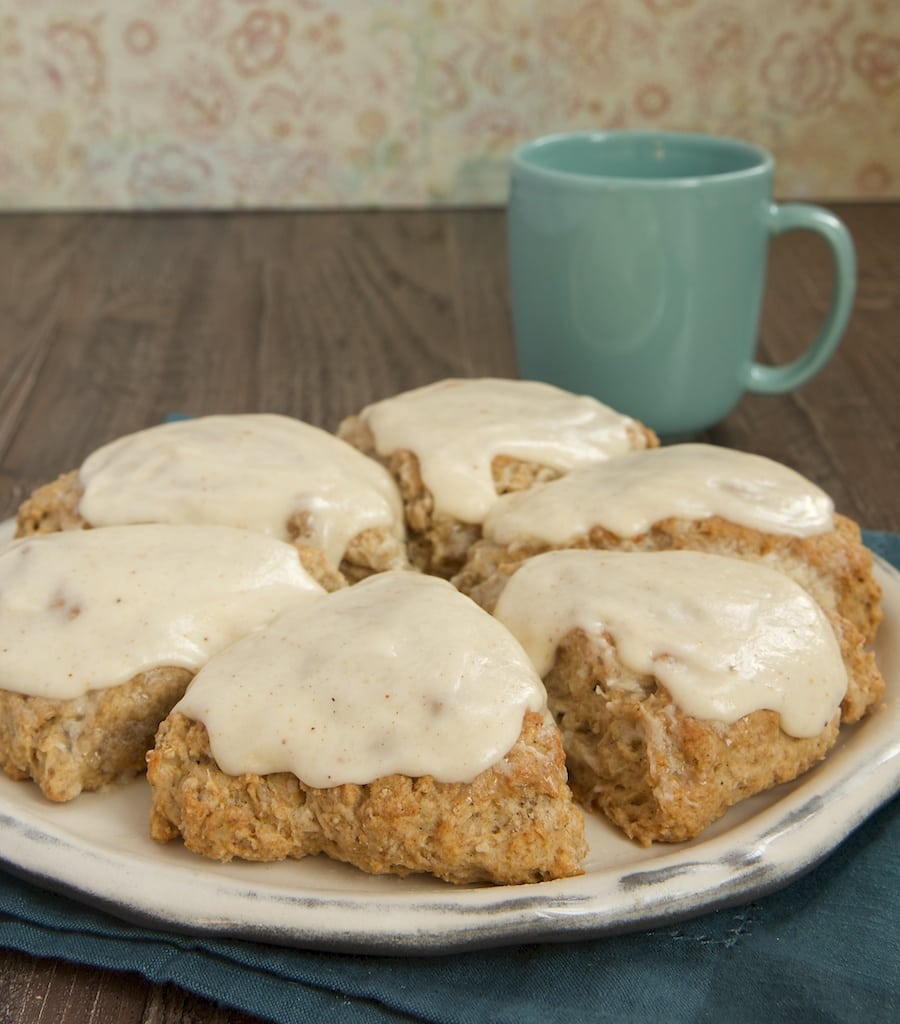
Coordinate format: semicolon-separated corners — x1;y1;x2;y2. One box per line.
743;203;856;394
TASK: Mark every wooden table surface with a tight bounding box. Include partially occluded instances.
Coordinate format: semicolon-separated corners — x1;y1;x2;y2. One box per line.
0;204;897;1023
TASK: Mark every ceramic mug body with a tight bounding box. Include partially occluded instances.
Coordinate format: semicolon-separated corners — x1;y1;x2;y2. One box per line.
508;132;855;437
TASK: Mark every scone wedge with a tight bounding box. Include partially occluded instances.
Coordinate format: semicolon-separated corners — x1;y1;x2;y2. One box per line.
492;550;884;845
148;572;586;885
338;378;657;577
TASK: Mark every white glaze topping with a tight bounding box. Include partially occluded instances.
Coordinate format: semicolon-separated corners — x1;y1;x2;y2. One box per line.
78;414;405;567
493;550;846;738
0;525;324;699
358;378;646;524
176;571;548;787
483;443;834;546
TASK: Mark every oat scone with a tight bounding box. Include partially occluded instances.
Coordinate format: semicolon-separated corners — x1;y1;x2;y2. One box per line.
0;667;192;803
453;444;882;644
0;525;324;801
149;709;582;885
148;572;587;885
493;550;884;845
15;413;409;591
337;378;657;577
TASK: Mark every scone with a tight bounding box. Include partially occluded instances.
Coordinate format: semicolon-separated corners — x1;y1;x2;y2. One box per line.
454;443;882;644
337;377;658;577
15;413;409;591
148;571;587;885
492;549;884;845
0;525;324;801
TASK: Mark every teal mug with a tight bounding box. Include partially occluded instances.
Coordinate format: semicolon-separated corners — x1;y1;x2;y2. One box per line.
507;131;856;437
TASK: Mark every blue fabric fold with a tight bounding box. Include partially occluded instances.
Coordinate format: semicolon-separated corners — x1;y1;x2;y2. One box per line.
1;531;898;1024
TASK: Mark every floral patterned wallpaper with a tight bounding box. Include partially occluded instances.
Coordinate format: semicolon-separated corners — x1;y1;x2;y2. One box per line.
0;0;897;209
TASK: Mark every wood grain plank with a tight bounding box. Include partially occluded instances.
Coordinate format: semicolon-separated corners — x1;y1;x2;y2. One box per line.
447;209;518;378
0;951;269;1024
244;210;460;426
142;984;263;1024
0;216;88;464
0;953;151;1024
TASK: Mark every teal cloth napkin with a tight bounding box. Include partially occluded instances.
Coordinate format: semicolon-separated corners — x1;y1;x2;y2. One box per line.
1;531;898;1024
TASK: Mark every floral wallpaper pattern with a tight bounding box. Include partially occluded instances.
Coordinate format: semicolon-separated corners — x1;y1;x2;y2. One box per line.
0;0;897;209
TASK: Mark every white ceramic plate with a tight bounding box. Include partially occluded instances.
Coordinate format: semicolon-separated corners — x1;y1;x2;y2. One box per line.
0;515;898;953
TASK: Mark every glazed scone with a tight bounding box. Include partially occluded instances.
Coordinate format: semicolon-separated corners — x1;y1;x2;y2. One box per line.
148;572;587;885
337;378;657;577
15;413;409;591
492;550;884;845
0;525;324;801
0;668;193;804
453;443;882;644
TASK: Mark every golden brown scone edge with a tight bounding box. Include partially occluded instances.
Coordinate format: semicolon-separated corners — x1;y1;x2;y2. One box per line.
0;667;193;802
148;710;587;885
